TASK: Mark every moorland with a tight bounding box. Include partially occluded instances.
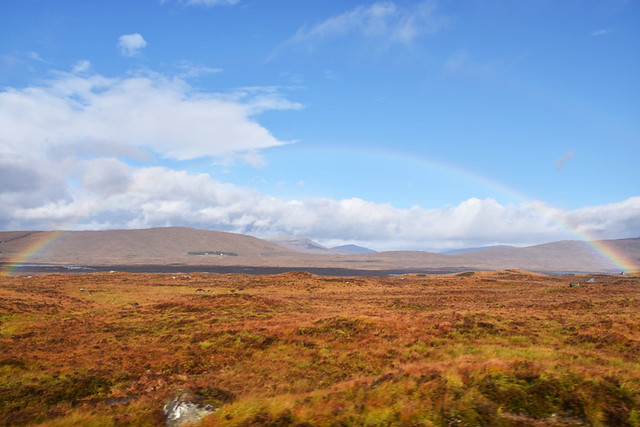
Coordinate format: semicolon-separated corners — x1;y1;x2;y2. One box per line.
1;270;639;426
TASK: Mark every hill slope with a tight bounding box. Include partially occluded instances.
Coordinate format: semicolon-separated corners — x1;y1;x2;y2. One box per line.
0;227;296;265
453;239;640;273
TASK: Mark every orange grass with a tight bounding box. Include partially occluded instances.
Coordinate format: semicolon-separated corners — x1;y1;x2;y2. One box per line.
0;270;639;426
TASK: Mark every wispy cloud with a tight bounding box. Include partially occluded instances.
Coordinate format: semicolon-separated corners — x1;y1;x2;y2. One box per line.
72;60;91;73
181;0;240;6
26;51;50;63
592;28;613;36
172;61;223;79
444;49;469;72
555;150;575;171
276;1;447;55
118;33;147;57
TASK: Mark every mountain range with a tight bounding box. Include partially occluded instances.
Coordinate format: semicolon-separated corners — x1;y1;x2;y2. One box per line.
0;227;638;274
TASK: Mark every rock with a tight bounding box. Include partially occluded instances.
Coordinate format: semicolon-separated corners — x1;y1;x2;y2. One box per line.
569;283;580;288
585;277;595;283
163;390;215;427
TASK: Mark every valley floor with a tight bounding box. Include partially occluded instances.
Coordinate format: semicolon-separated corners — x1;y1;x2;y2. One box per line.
1;270;639;426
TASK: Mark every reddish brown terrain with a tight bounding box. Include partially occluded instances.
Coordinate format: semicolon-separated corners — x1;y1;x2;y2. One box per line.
1;270;639;425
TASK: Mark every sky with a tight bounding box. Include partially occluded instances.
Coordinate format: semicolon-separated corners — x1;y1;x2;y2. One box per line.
1;0;639;252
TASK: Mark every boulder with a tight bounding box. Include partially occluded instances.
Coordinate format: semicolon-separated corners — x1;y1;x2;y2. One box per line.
163;390;215;427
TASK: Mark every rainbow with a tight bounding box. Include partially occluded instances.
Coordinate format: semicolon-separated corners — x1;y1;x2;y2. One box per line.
1;230;67;276
1;147;637;276
302;146;638;274
528;200;638;275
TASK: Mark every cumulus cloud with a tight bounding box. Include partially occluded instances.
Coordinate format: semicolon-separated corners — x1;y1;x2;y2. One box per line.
118;33;147;57
566;197;640;238
278;1;447;52
0;69;299;162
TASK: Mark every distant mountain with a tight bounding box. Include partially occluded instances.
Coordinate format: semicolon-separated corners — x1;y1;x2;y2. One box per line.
267;238;375;255
440;245;515;255
266;236;348;254
331;244;376;254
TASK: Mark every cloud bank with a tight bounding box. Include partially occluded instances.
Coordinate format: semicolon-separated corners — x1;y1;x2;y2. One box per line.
1;153;638;251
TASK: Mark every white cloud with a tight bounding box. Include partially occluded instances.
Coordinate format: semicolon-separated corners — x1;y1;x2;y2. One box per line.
72;60;91;73
0;69;299;163
118;33;147;57
566;197;640;238
279;1;447;51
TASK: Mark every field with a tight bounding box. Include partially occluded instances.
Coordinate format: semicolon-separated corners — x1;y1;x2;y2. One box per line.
1;270;639;426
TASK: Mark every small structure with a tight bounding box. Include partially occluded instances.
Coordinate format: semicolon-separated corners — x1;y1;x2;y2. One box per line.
569;283;581;288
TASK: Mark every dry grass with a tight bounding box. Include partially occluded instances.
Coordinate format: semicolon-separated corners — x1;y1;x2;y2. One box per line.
1;270;639;426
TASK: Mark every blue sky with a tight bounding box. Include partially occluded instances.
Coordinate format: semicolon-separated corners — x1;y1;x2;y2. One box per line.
1;0;639;251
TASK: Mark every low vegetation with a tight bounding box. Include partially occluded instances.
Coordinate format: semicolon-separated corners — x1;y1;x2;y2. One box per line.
1;270;639;426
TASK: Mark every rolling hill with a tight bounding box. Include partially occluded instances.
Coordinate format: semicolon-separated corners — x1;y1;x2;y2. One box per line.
0;227;638;274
